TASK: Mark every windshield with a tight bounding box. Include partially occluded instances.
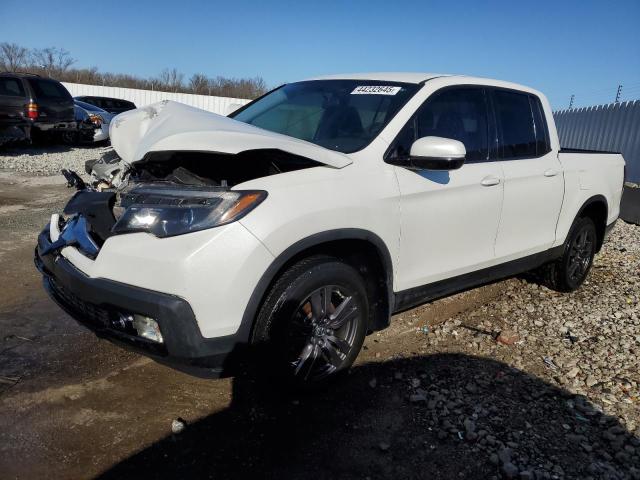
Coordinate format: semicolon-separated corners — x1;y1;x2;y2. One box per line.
231;80;420;153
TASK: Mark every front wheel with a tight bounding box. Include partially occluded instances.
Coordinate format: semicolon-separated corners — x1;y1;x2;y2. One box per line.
252;255;369;385
543;216;597;292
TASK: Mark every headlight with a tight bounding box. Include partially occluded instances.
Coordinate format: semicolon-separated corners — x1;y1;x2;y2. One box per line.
112;187;267;237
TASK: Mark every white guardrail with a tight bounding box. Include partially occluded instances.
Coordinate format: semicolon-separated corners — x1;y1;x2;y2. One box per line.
62;82;251;115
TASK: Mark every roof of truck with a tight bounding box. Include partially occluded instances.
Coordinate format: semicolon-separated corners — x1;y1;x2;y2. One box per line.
307;72;448;84
305;73;543;98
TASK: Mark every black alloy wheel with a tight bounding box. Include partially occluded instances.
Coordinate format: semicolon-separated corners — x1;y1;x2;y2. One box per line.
253;255;369;385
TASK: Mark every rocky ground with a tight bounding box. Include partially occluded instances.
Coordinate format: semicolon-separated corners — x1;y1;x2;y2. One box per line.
358;220;640;480
0;146;638;479
0;143;108;177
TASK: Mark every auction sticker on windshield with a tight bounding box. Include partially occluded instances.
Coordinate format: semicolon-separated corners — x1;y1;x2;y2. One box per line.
351;86;402;95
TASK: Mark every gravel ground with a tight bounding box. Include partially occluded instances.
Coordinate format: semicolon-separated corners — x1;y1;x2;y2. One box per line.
0;143;109;177
389;221;640;479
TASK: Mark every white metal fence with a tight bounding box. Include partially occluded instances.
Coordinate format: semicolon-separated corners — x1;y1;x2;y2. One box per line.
554;100;640;183
62;82;250;115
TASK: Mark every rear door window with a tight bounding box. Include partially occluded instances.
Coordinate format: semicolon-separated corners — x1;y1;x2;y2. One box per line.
27;79;72;100
493;90;537;159
0;78;26;97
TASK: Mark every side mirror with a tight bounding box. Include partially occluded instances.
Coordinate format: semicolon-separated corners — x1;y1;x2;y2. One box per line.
408;136;466;170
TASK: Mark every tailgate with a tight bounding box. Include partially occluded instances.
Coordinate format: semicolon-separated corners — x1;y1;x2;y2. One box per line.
26;78;75;122
0;95;27;124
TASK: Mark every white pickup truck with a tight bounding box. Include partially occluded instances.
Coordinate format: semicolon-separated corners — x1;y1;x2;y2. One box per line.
35;73;625;385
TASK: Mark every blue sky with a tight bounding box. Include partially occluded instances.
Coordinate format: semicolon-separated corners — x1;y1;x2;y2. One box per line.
1;0;639;108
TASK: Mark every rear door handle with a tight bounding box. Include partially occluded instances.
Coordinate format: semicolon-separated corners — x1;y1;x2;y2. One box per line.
480;176;501;186
544;169;559;177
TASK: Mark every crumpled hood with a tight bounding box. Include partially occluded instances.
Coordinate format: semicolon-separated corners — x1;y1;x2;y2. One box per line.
109;100;352;169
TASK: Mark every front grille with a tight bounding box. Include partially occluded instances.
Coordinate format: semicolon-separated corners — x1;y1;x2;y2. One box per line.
48;277;111;328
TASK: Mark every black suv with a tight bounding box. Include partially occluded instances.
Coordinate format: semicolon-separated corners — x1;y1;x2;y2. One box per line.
0;73;76;143
74;96;136;115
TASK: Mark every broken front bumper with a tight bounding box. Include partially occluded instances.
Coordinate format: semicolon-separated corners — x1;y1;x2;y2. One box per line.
35;225;246;377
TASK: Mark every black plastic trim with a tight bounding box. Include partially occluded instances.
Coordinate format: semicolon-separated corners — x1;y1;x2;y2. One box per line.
559;148;621;155
576;194;608;217
393;245;564;313
574;194;609;251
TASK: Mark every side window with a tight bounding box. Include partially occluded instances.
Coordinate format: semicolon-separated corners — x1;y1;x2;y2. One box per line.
493;90;537;159
0;78;26;97
530;95;551;156
386;87;490;163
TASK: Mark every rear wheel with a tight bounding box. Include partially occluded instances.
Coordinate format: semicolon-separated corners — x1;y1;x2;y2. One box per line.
252;255;368;385
543;216;597;292
60;130;78;145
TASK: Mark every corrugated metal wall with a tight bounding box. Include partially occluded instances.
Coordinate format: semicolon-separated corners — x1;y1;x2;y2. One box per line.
554;100;640;183
62;82;250;115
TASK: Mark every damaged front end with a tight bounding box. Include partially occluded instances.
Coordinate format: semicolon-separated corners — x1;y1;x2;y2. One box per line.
35;100;354;374
75;99;354;241
68;144;327;249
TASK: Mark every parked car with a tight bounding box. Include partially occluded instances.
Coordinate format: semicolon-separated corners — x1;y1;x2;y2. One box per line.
35;74;625;385
74;96;136;115
0;72;76;144
61;100;114;144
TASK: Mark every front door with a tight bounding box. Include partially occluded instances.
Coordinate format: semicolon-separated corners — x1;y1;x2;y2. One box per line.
388;87;504;292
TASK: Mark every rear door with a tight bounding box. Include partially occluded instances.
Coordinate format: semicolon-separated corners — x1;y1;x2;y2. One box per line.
0;77;28;125
27;78;74;122
491;89;563;260
390;86;505;291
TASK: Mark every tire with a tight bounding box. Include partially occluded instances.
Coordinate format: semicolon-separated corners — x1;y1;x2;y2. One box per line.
60;131;78;145
542;216;597;292
252;255;369;385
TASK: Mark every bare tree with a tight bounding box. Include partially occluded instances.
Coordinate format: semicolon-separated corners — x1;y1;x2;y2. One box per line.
31;47;75;77
0;42;267;99
0;42;30;72
189;73;209;94
157;68;184;92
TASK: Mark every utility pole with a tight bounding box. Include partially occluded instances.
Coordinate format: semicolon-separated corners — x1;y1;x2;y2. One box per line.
615;85;623;103
569;94;575;109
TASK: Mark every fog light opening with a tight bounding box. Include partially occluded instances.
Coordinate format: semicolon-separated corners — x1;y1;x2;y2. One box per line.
113;313;134;331
133;315;164;343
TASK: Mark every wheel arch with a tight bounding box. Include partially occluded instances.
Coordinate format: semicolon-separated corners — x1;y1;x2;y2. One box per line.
239;229;395;345
575;195;608;252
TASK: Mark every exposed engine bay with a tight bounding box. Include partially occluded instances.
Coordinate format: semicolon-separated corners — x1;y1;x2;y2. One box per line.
57;147;322;254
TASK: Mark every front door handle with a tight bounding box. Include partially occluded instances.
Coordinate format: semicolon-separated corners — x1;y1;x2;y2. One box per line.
480;176;501;186
544;169;559;177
